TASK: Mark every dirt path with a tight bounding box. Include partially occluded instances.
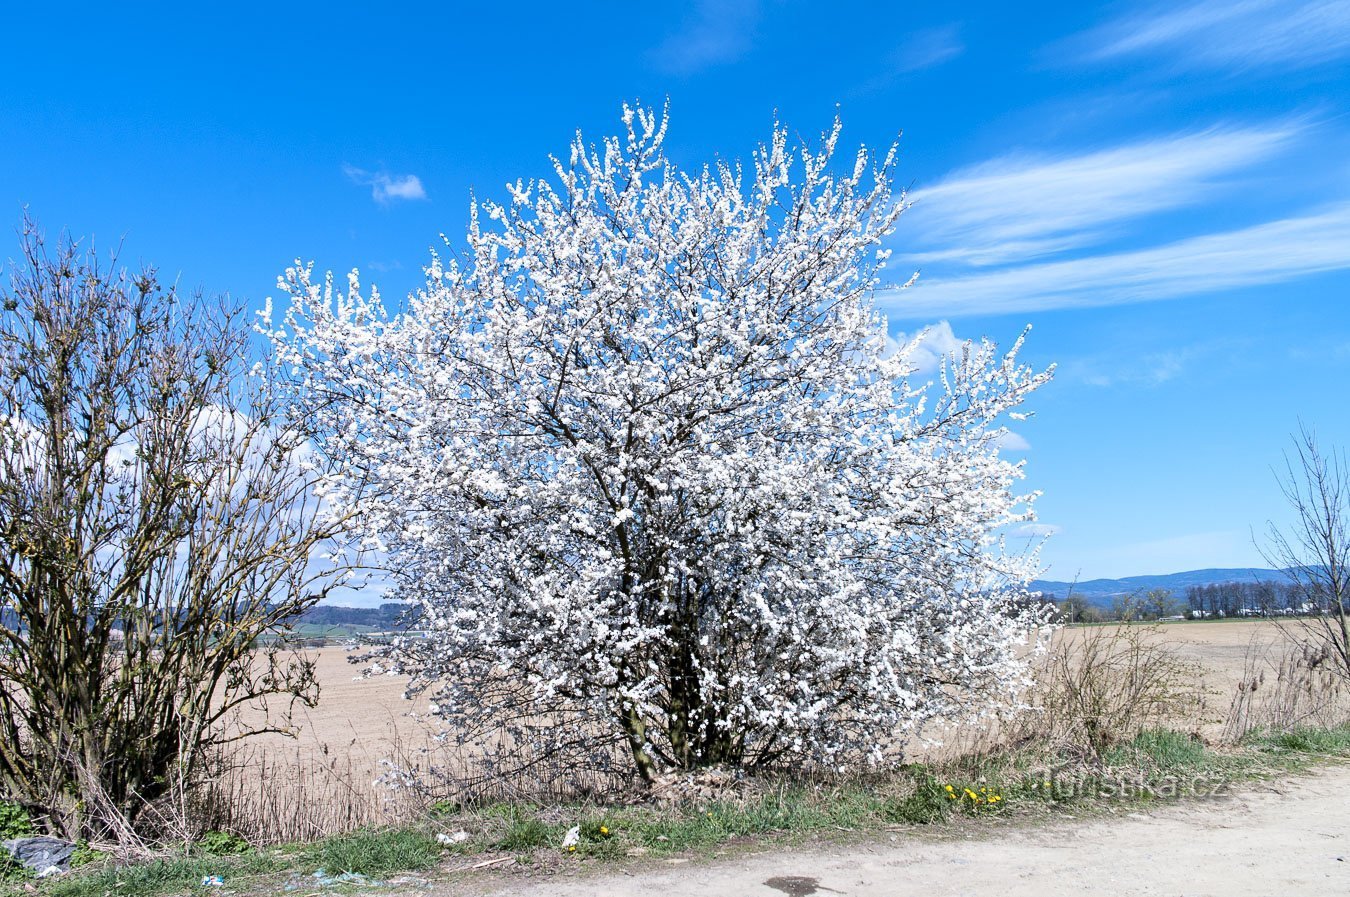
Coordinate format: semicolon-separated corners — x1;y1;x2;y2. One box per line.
445;763;1349;897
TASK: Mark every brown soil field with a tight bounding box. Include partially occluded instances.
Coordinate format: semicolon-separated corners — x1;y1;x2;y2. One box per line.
245;649;440;759
276;619;1289;756
1058;618;1288;697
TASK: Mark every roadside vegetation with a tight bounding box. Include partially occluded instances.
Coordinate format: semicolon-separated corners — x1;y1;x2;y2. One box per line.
11;722;1349;897
7;621;1349;897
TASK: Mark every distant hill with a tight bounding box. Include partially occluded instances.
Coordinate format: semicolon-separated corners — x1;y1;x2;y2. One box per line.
300;570;1293;616
1031;567;1286;607
295;602;409;630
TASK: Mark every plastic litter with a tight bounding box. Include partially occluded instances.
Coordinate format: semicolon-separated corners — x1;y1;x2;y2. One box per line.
561;825;580;850
284;868;386;890
2;837;76;876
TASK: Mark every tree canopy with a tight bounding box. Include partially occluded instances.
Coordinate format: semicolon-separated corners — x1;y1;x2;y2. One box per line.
266;108;1052;785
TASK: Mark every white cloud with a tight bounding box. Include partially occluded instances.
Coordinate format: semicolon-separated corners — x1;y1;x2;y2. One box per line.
994;430;1031;452
889;319;964;374
343;165;428;204
1073;344;1216;388
650;0;760;74
903;123;1300;266
1079;0;1350;72
890;25;963;73
1011;523;1060;539
882;202;1350;318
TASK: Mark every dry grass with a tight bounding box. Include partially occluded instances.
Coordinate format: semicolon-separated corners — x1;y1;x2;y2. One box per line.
198;620;1331;845
198;653;635;843
190;741;426;844
1224;636;1350;741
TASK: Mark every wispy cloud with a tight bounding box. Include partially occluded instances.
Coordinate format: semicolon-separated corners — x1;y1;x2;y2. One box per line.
650;0;760;74
890;24;963;73
851;25;964;96
1078;0;1350;72
883;202;1350;318
343;165;428;204
903;123;1300;266
1064;529;1258;580
1011;522;1061;539
1068;342;1230;388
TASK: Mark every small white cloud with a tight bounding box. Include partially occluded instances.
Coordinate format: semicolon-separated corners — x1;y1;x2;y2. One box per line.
343;165;428;204
1011;523;1060;539
650;0;760;74
994;430;1032;452
890;319;964;374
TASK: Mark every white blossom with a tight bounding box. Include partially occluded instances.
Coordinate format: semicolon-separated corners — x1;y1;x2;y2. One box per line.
263;105;1053;781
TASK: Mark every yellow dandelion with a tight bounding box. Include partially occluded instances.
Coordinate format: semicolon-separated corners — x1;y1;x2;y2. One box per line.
600;826;610;836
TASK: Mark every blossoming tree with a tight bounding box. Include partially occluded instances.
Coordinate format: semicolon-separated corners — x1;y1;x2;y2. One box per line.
265;107;1052;783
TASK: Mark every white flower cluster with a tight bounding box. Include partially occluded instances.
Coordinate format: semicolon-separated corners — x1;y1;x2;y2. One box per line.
263;106;1053;779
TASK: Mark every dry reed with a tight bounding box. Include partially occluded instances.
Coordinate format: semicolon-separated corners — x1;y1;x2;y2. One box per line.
1224;636;1350;741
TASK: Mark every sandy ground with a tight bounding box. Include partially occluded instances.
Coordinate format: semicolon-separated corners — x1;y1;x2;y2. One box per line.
442;763;1350;897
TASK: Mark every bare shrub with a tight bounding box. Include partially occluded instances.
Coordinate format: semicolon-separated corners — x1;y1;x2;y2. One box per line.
373;719;635;810
1020;624;1208;760
0;218;353;841
189;717;635;844
1262;427;1350;682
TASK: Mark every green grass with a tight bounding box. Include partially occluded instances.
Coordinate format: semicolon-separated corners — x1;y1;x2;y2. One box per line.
1247;723;1350;755
491;808;559;852
299;827;443;876
1106;728;1212;772
42;852;282;897
26;829;442;897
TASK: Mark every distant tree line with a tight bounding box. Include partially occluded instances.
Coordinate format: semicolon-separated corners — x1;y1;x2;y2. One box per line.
1053;579;1334;624
1184;580;1322;617
1055;587;1186;623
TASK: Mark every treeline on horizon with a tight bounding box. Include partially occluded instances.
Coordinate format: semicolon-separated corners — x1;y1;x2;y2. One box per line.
1057;578;1329;623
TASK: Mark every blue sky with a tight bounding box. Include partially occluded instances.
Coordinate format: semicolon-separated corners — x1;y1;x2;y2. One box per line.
3;0;1348;585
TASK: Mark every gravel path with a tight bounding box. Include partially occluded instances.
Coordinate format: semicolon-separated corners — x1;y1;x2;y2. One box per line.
448;763;1349;897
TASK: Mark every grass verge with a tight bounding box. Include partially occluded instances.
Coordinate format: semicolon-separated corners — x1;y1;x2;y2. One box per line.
13;724;1350;897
